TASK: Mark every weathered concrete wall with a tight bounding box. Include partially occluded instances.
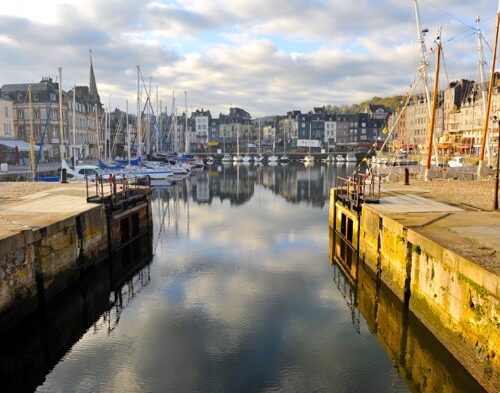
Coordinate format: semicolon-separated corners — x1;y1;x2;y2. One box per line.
368;210;499;392
0;230;38;323
0;205;108;330
329;195;500;392
354;263;486;393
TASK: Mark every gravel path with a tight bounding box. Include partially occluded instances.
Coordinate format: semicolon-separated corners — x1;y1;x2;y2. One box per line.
383;179;498;211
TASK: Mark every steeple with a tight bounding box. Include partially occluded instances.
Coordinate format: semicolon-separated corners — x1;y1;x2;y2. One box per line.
89;49;101;105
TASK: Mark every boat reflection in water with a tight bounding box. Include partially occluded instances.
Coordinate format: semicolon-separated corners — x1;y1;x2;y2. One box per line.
329;229;486;393
184;161;355;208
0;233;153;393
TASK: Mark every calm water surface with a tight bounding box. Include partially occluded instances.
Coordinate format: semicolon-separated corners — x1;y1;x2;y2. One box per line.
32;163;410;392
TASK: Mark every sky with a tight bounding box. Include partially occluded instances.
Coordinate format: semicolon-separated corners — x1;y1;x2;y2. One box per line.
0;0;498;117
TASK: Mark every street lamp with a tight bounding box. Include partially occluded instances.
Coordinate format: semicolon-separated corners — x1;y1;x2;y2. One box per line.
494;116;500;210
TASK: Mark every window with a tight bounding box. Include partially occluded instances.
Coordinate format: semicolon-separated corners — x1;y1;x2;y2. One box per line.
33;93;39;101
4;106;8;118
17;94;23;101
4;123;12;136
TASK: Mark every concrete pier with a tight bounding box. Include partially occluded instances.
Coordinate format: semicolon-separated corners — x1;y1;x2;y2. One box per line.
330;184;500;392
0;182;152;332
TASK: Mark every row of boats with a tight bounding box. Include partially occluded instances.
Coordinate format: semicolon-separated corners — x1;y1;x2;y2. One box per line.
61;153;205;181
219;152;357;164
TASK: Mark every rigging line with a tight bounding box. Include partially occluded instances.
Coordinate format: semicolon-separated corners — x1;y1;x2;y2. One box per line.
420;0;476;30
444;30;477;45
441;46;450;86
482;36;500;62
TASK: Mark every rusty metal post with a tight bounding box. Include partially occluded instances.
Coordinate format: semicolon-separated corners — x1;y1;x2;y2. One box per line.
404;167;410;185
60;168;67;183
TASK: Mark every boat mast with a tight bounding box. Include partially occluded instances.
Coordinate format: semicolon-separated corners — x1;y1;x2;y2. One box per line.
478;1;500;177
95;104;100;159
413;0;440;166
28;85;36;180
308;123;312;156
72;86;76;165
477;16;492;166
58;67;65;162
184;91;189;153
136;65;142;157
425;32;442;181
247;125;250;154
273;117;276;155
412;0;432;117
126;99;130;167
283;120;286;156
258;117;261;154
107;93;111;162
156;85;160;155
237;127;240;157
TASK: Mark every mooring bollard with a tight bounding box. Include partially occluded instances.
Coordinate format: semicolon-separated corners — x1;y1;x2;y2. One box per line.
404;167;410;185
60;168;68;184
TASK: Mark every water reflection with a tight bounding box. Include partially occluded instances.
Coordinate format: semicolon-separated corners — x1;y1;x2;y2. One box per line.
186;162;357;208
0;234;153;393
329;230;486;393
33;163;411;393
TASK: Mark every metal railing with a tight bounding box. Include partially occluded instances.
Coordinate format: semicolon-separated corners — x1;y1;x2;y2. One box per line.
86;174;151;206
336;174;381;211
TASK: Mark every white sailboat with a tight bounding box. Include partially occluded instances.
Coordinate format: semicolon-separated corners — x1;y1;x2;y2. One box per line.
233;128;243;162
304;123;314;163
280;122;289;162
221;131;232;163
254;118;264;162
346;153;357;162
243;126;253;162
268;118;279;162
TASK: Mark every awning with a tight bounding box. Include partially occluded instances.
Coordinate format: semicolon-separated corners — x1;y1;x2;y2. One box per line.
437;143;452;149
208;141;219;147
0;139;40;152
400;144;416;149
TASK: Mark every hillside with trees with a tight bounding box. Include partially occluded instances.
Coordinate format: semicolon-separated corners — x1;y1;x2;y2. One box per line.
325;96;404;114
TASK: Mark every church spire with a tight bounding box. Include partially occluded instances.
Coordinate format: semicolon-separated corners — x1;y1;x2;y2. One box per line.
89;49;101;105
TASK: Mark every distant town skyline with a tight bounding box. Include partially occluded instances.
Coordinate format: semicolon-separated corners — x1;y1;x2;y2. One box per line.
0;0;498;116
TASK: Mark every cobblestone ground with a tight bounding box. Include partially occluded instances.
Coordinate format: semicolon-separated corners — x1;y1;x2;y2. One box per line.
0;182;63;204
384;179;498;211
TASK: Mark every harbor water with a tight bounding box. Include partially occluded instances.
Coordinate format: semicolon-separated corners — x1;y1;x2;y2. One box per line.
0;162;481;392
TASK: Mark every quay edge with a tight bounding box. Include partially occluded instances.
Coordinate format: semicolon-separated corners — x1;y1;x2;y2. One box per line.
329;187;500;393
0;183;152;333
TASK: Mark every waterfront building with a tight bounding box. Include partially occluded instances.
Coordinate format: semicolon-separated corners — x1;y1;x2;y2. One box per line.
191;109;211;145
388;74;500;156
0;98;14;140
0;60;104;161
364;103;390;120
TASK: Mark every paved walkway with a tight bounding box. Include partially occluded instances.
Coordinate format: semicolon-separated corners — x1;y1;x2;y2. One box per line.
0;183;92;241
372;187;500;276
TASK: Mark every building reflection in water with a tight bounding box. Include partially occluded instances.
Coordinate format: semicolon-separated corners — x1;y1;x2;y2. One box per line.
0;233;153;393
185;162;357;208
328;229;486;393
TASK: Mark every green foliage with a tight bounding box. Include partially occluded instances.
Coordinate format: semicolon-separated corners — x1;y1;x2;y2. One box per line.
458;273;491;297
411;244;422;255
325;96;405;114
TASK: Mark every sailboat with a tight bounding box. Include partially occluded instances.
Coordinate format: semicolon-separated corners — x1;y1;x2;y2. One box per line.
304;123;314;163
280;123;289;162
243;126;253;162
268;118;279;162
221;130;232;163
233;127;243;162
254;118;264;162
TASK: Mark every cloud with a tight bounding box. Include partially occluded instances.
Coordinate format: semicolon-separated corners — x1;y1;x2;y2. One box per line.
0;0;498;116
